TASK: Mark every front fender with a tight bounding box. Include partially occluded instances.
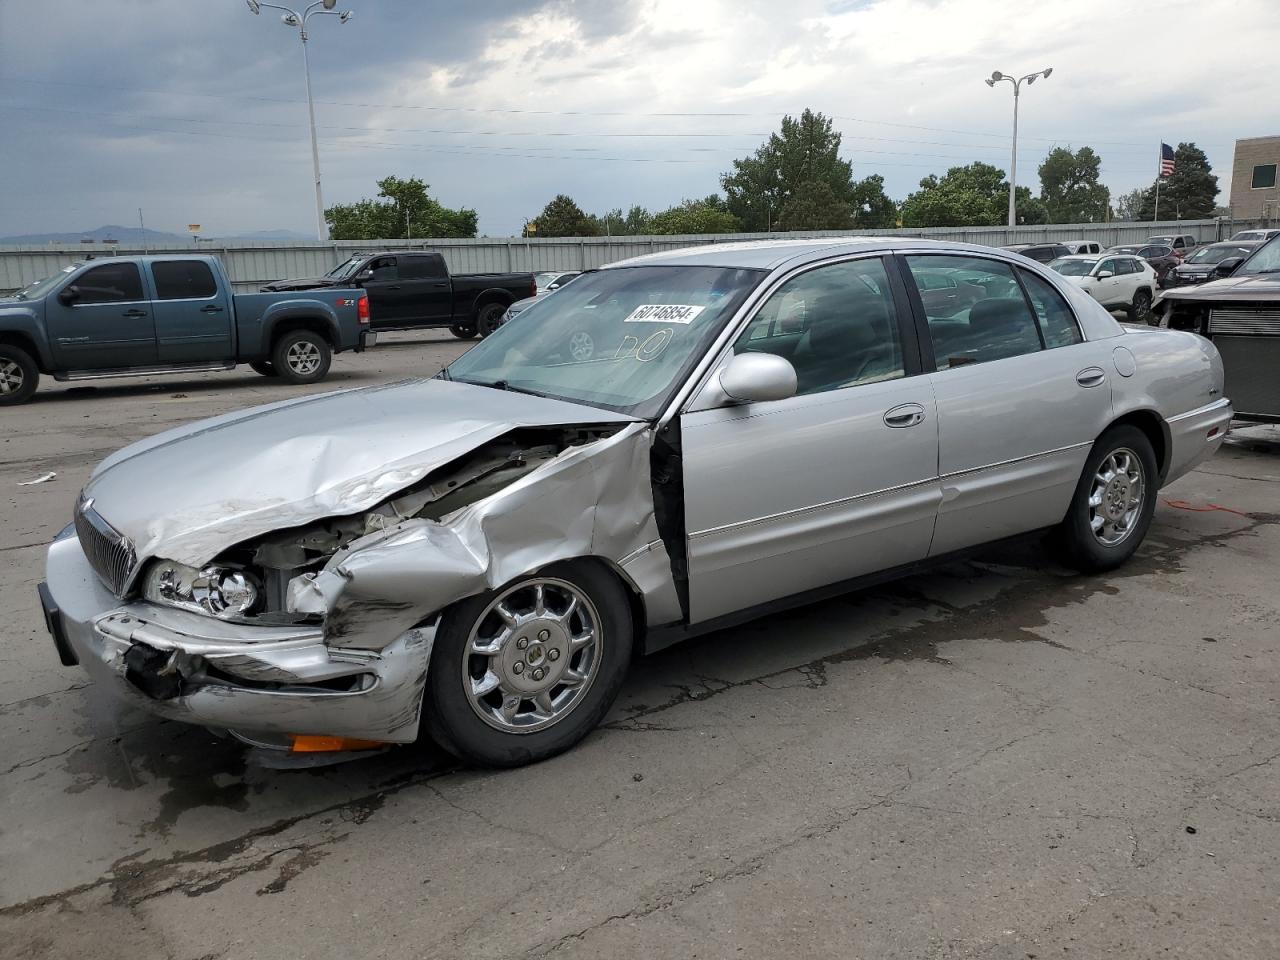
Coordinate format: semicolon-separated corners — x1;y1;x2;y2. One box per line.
0;304;55;369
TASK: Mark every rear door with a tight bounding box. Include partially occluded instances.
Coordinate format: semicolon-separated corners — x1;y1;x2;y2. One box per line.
148;260;233;363
45;261;156;369
900;254;1114;555
400;253;454;324
681;255;941;623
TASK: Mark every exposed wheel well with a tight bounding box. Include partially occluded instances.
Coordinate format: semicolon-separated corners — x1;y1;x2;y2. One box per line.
0;332;43;371
550;556;648;657
472;292;514;318
1107;409;1169;480
271;318;334;349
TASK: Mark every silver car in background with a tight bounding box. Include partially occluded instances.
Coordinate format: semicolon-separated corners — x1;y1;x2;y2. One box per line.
40;238;1232;767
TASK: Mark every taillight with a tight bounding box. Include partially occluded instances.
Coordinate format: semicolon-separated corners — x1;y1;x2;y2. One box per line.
357;294;370;323
529;279;537;298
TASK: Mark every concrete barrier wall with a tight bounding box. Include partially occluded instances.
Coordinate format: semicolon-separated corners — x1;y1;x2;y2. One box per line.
0;218;1265;294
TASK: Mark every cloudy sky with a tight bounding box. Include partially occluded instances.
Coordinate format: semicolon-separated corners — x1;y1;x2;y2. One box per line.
1;0;1275;238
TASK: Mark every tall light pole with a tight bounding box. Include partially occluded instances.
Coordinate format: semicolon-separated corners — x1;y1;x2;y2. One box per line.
246;0;354;240
985;67;1052;227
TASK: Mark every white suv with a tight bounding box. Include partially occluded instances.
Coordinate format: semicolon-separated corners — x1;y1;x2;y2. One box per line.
1049;253;1158;323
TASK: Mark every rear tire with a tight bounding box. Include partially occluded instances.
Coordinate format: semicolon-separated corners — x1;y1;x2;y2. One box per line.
0;345;39;406
424;561;633;767
249;361;277;377
1051;425;1159;572
271;330;332;384
476;302;507;338
450;323;477;340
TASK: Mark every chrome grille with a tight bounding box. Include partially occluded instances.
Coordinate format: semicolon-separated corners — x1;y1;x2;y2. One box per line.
74;499;138;597
1209;306;1280;336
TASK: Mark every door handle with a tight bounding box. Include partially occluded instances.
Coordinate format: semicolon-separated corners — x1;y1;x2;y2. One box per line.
1076;367;1107;388
387;284;402;290
200;304;225;313
427;281;448;287
883;402;926;428
122;309;148;318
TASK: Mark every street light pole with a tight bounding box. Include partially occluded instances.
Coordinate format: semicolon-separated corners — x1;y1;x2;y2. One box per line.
985;67;1052;227
246;0;354;241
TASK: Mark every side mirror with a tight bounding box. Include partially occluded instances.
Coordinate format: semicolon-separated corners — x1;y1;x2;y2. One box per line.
1095;270;1114;280
1213;257;1244;278
356;269;374;282
57;285;81;306
718;352;797;404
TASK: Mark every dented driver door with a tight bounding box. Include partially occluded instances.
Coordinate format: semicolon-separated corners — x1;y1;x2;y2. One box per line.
678;256;942;625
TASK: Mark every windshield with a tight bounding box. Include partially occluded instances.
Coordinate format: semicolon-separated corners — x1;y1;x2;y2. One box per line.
1235;235;1280;275
445;265;766;417
1147;236;1174;245
1109;246;1141;254
1187;244;1253;265
1050;258;1097;276
10;265;77;301
534;271;564;287
324;256;365;281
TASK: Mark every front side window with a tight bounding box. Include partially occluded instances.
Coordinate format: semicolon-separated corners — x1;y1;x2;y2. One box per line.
151;260;217;300
1097;258;1118;276
72;262;144;304
733;258;904;396
445;265;765;417
1252;164;1278;189
1019;270;1082;349
368;257;398;281
905;255;1043;368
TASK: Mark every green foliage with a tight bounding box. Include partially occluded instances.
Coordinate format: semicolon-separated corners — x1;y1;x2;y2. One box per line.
900;162;1042;227
648;196;741;235
593;205;655;236
530;195;600;238
324;175;477;240
1038;147;1110;223
1136;142;1219;220
721;109;896;231
1114;187;1148;221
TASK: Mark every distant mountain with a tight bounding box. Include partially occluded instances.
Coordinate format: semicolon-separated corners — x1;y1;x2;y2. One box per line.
0;225;314;244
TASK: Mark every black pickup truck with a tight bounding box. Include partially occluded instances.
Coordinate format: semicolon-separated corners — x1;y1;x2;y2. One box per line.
262;250;535;339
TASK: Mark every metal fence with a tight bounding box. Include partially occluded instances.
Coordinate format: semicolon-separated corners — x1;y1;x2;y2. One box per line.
0;218;1267;294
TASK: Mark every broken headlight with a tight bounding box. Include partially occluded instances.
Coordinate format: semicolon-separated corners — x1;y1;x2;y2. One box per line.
142;560;262;620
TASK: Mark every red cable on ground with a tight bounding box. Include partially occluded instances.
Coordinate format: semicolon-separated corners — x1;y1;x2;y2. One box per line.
1161;498;1252;518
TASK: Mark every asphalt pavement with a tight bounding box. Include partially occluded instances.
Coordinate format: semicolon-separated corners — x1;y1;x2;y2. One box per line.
2;334;1278;959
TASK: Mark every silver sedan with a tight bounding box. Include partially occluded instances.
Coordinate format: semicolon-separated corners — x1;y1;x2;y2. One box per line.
40;238;1232;766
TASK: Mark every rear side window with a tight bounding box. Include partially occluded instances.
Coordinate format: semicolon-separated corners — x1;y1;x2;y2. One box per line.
399;254;448;281
1018;270;1082;348
151;260;217;300
905;255;1043;368
73;262;144;304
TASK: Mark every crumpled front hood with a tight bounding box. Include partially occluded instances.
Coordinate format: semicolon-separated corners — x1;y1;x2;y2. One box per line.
261;277;340;291
82;378;638;567
1161;273;1280;302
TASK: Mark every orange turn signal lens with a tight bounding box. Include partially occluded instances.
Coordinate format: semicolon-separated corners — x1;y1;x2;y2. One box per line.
289;735;386;753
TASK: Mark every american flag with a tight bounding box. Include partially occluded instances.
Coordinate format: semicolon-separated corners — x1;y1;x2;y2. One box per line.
1159;143;1176;178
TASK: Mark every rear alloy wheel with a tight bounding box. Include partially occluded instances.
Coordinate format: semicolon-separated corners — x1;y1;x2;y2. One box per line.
476;302;507;338
450;323;478;340
271;330;332;384
1051;425;1158;572
1129;289;1153;324
0;345;39;406
425;563;633;767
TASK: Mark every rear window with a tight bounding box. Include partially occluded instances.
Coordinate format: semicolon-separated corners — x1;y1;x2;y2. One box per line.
399;254;447;281
151;260;217;300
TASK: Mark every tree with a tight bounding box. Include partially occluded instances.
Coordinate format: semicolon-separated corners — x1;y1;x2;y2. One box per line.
900;162;1044;227
593;204;653;236
648;196;741;234
529;194;599;238
721;108;891;231
1115;187;1148;221
1136;143;1218;220
325;175;477;239
1038;147;1110;223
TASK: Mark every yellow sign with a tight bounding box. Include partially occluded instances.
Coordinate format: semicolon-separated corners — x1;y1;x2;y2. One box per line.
187;224;201;232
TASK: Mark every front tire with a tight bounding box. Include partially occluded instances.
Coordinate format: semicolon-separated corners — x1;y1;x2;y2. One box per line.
0;345;39;405
271;330;332;384
1128;289;1153;324
450;323;477;340
249;361;277;377
424;562;633;767
476;302;507;338
1052;425;1158;572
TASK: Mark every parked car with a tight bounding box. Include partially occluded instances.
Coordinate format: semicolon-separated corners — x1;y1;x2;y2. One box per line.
263;250;535;339
1049;254;1158;322
1062;240;1104;255
497;272;584;334
1163;240;1261;289
0;255;372;405
1228;228;1280;243
534;270;580;294
1106;244;1179;286
1001;243;1072;263
1146;234;1198;259
40;238;1231;767
1159;234;1280;422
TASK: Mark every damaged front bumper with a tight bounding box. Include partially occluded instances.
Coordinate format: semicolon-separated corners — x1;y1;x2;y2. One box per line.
41;534;434;744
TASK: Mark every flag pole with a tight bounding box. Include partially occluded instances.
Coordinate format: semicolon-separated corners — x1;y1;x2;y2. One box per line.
1153;143;1162;222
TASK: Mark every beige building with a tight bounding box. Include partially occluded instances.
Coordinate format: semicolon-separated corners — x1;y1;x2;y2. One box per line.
1230;136;1280;219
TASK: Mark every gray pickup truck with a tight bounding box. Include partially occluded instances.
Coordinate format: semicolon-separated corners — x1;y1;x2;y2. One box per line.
0;255;373;405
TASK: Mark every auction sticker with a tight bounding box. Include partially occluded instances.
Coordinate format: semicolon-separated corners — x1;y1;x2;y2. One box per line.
623;304;705;324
